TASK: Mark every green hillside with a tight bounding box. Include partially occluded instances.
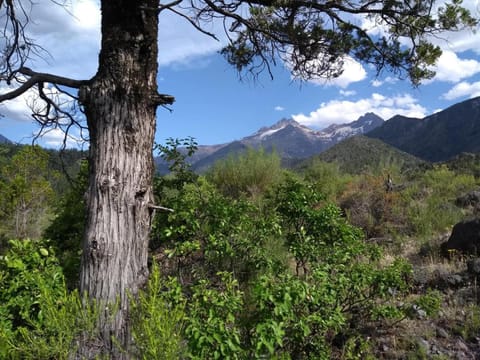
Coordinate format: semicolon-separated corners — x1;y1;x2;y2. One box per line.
299;135;424;174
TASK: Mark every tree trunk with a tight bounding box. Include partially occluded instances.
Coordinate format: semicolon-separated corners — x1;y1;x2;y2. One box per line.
78;1;160;357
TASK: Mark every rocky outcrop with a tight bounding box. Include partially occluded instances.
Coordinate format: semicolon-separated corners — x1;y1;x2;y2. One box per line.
456;190;480;208
441;219;480;256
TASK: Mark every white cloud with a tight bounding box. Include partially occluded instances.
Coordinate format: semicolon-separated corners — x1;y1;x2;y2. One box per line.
307;56;367;88
371;77;397;87
18;1;226;78
292;93;427;128
0;81;37;122
339;89;356;97
158;12;225;67
429;51;480;83
35;127;85;149
442;81;480;100
274;106;285;111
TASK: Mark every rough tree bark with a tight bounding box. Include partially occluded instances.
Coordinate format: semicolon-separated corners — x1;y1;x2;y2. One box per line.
78;1;165;357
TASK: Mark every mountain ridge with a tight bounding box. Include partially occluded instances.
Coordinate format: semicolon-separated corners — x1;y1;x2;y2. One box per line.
183;112;385;172
367;96;480;162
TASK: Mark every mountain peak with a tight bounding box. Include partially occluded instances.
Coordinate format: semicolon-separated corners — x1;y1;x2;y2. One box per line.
254;118;298;133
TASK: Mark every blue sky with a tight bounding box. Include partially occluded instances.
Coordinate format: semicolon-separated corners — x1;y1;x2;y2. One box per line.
1;0;480;148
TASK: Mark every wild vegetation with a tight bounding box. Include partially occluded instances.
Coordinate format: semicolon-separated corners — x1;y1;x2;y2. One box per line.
0;142;479;358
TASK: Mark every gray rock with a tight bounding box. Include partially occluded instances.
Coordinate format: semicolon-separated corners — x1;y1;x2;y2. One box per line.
467;258;480;275
456;190;480;208
416;337;430;354
447;274;465;287
436;327;449;338
441;219;480;256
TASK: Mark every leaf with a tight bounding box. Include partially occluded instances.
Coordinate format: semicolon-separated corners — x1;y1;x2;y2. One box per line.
39;248;49;257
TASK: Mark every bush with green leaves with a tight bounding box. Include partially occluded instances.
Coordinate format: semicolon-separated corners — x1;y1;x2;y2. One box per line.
0;239;99;359
153;175;428;358
302;159;352;201
404;164;477;237
129;263;186;359
207;147;284;199
246;178;416;358
0;146;56;240
152;177;281;285
185;272;244;360
154;137;199;195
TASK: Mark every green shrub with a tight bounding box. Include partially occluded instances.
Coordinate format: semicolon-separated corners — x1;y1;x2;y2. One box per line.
207;147;284;199
0;239;98;359
44;160;88;288
404;165;477;237
129;263;186;359
185;272;244;359
153;178;281;284
302;159;352;201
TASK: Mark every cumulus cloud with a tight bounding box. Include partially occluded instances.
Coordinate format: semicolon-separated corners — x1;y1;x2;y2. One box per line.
428;51;480;83
292;93;427;129
306;56;367;88
274;106;285;111
442;81;480;100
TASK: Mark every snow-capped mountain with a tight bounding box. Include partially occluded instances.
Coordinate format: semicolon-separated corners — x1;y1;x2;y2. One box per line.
319;113;384;143
184;113;385;172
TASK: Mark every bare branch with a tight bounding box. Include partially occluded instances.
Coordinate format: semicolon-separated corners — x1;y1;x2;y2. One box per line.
0;67;88;103
167;6;219;40
148;204;174;212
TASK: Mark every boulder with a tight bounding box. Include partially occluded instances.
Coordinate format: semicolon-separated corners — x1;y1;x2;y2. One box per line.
467;258;480;275
441;219;480;256
455;190;480;208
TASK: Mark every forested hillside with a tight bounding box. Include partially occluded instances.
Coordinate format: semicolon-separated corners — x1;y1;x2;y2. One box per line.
1;143;480;358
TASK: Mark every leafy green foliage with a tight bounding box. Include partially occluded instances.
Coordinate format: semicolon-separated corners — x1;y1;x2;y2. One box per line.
301;159;352;201
207;147;284;199
154;137;199;192
129;263;186;359
0;239;99;359
185;272;244;359
153;177;279;284
0;146;55;240
43;160;88;288
404;165;477;237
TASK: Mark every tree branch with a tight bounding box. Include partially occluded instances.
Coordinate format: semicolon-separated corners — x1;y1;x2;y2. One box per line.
0;67;89;102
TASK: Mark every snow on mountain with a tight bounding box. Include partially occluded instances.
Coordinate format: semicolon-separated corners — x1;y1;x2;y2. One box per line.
157;113;385;173
318;113;384;142
206;113;384;163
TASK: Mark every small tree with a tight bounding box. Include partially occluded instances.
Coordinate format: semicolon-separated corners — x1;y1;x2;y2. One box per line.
207;147;284;199
0;146;55;240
